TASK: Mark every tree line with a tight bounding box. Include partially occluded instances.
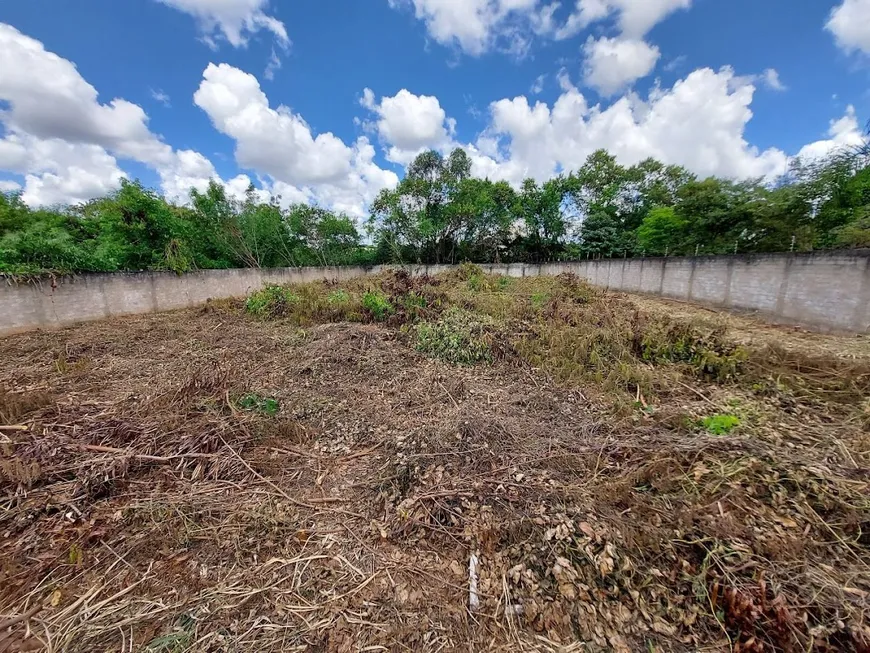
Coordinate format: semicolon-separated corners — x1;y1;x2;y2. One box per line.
1;145;868;275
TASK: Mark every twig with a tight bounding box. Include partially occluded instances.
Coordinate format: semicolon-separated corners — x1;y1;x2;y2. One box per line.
0;605;41;630
0;425;28;432
676;380;717;406
218;434;358;516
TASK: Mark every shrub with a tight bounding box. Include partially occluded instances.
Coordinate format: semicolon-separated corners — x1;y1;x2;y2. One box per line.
245;286;298;319
637;318;747;381
362;291;393;321
414;307;493;365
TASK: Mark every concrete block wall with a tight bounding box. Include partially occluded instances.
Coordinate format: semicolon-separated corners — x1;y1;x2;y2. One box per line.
2;250;869;336
573;250;870;333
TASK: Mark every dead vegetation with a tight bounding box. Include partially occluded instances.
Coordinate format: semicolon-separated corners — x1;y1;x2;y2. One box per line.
1;267;869;652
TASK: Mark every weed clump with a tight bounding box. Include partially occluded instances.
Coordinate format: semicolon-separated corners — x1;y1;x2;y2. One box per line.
414;307;494;365
637;318;747;381
362;291;393;322
699;413;740;434
328;289;350;305
237;392;280;415
245;286;298;319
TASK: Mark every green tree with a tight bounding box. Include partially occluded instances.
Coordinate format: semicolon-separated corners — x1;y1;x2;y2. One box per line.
636;206;688;256
515;178;568;262
579;206;623;258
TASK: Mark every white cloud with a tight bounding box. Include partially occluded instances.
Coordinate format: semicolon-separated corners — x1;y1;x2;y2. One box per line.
360;88;456;164
154;0;288;48
466;66;796;186
555;0;692;40
583;36;660;95
387;0;544;56
663;54;687;72
194;63;398;218
0;23;222;206
151;88;172;107
762;68;785;91
796;105;865;161
158;149;220;202
0;24;169;165
530;74;546;94
264;47;282;80
826;0;870;54
0;133;127;206
733;68;786;93
0;180;21;193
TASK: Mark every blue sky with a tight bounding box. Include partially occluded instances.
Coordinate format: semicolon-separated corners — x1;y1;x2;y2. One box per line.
0;0;867;216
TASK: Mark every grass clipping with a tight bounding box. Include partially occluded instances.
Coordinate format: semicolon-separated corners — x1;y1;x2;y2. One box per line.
1;266;869;652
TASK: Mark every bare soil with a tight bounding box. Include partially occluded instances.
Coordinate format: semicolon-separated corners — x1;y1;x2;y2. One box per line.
1;282;868;653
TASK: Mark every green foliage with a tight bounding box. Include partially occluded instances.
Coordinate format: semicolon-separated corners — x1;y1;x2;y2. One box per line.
245;286;298;319
414;307;494;364
403;292;428;309
328;289;351;305
530;292;549;309
238;392;280;415
3;142;869;275
699;414;741;435
0;178;364;275
637;207;688;256
362;291;393;321
639;320;747;381
467;273;485;292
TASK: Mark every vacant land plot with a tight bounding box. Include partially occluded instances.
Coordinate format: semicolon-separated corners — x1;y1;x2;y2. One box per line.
2;267;869;652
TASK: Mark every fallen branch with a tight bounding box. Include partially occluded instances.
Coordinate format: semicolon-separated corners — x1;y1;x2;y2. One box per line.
71;444;219;461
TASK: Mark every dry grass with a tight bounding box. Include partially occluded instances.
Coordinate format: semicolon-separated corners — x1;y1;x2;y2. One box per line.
1;269;869;652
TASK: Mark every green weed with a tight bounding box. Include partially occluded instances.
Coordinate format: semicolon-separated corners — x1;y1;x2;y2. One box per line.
363;291;393;321
328;289;350;305
638;319;747;381
531;292;549;309
245;286;298;319
699;414;741;435
467;273;485;292
237;392;280;416
415;307;494;365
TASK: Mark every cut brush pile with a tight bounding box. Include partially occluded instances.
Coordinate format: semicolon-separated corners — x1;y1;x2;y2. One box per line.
1;266;869;652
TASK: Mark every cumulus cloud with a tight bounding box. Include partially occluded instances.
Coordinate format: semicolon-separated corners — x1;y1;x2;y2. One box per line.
0;23;220;206
796;105;865;161
194;63;398;218
359;88;456;164
154;0;288;48
826;0;870;54
387;0;545;56
388;0;692;57
0;133;126;206
555;0;692;40
465;66;798;186
582;36;660;95
557;1;689;97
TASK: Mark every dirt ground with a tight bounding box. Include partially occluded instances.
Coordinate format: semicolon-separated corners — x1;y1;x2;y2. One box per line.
1;278;869;653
